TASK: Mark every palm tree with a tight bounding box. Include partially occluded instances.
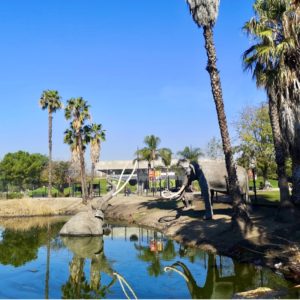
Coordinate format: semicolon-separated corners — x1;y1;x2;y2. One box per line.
159;148;173;190
177;146;203;163
243;0;299;206
64;98;91;204
39;90;62;197
90;123;106;196
136;135;161;191
186;0;251;225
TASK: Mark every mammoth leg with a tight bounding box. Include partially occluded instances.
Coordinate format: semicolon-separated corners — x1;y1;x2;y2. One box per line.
210;190;215;206
198;172;213;219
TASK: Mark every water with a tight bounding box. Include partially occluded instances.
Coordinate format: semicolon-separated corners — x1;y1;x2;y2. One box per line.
0;217;298;299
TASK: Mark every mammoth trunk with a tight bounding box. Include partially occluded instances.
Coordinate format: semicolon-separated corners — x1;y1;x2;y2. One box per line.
203;25;250;224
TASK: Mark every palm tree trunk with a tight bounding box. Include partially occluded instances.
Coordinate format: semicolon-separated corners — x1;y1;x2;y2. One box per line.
90;162;95;198
203;25;250;225
291;149;300;204
268;91;291;205
78;135;88;204
48;112;53;198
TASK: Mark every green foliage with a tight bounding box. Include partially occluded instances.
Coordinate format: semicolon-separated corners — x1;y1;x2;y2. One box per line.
29;187;59;197
177;146;203;163
6;192;24;199
234;104;276;183
0;151;48;190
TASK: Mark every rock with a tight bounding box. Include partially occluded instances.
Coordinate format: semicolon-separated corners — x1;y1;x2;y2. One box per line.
60;210;104;236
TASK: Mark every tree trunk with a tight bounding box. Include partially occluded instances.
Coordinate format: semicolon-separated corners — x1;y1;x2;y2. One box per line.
268;91;291;204
78;135;88;204
203;25;250;225
90;162;95;198
48;112;53;198
291;152;300;204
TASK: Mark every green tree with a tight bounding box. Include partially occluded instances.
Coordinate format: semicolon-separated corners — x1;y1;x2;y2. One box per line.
90;123;106;194
235;104;276;186
64;98;91;204
206;137;223;159
186;0;251;225
177;146;203;163
39;90;62;197
0;151;48;190
243;0;300;205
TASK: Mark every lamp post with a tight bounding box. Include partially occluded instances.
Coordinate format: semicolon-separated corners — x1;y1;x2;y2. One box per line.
250;157;257;203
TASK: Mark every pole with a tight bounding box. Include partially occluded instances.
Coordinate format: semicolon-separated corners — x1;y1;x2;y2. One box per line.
137;146;140;196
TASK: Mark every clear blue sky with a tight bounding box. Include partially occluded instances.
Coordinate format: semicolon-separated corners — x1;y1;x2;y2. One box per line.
0;0;265;161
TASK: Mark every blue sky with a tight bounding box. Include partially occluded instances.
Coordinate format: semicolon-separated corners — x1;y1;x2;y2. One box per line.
0;0;265;161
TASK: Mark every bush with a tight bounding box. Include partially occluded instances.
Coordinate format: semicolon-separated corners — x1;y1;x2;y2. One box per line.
6;192;23;199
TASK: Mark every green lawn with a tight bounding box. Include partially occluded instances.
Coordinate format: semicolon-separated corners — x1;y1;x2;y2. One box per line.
250;190;280;205
249;177;278;189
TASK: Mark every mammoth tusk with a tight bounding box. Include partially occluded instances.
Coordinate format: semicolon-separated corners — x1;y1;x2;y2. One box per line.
116;163;130;190
162;184;186;200
113;161;138;196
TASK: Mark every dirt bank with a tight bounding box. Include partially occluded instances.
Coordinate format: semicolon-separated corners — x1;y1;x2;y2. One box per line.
105;194;300;284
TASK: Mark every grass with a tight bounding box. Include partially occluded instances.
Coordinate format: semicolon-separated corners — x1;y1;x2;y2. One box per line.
250;190;280;205
0;198;84;217
249;177;278;189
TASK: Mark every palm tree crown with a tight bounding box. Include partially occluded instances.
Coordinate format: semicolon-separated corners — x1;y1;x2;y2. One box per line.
39;90;62;113
90;123;106;165
136;135;161;167
65;98;90;131
186;0;220;27
177;146;203;163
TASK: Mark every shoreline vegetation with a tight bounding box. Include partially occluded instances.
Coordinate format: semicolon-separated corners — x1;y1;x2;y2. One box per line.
1;195;300;287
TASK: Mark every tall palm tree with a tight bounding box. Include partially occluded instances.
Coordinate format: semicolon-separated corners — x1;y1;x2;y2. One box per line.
159;148;173;190
186;0;251;225
39;90;62;197
90;123;106;196
243;0;299;206
136;135;161;190
177;146;203;163
64;98;91;204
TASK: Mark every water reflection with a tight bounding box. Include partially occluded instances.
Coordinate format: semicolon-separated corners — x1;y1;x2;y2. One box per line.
61;236;116;299
0;220;297;299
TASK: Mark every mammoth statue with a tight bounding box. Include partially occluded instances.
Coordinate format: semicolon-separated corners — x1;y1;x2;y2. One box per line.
162;160;249;220
60;162;137;236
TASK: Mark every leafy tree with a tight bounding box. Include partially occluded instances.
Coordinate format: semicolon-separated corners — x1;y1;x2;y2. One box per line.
0;151;48;190
234;104;276;186
177;146;203;163
243;0;300;205
186;0;251;225
90;123;106;193
39;90;62;197
64;98;91;204
206;137;223;159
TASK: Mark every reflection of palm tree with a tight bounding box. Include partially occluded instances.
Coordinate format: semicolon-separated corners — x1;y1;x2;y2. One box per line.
45;222;51;299
135;240;176;277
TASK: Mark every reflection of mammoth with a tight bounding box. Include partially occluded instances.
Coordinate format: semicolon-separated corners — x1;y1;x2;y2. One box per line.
61;236;116;299
165;255;217;299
